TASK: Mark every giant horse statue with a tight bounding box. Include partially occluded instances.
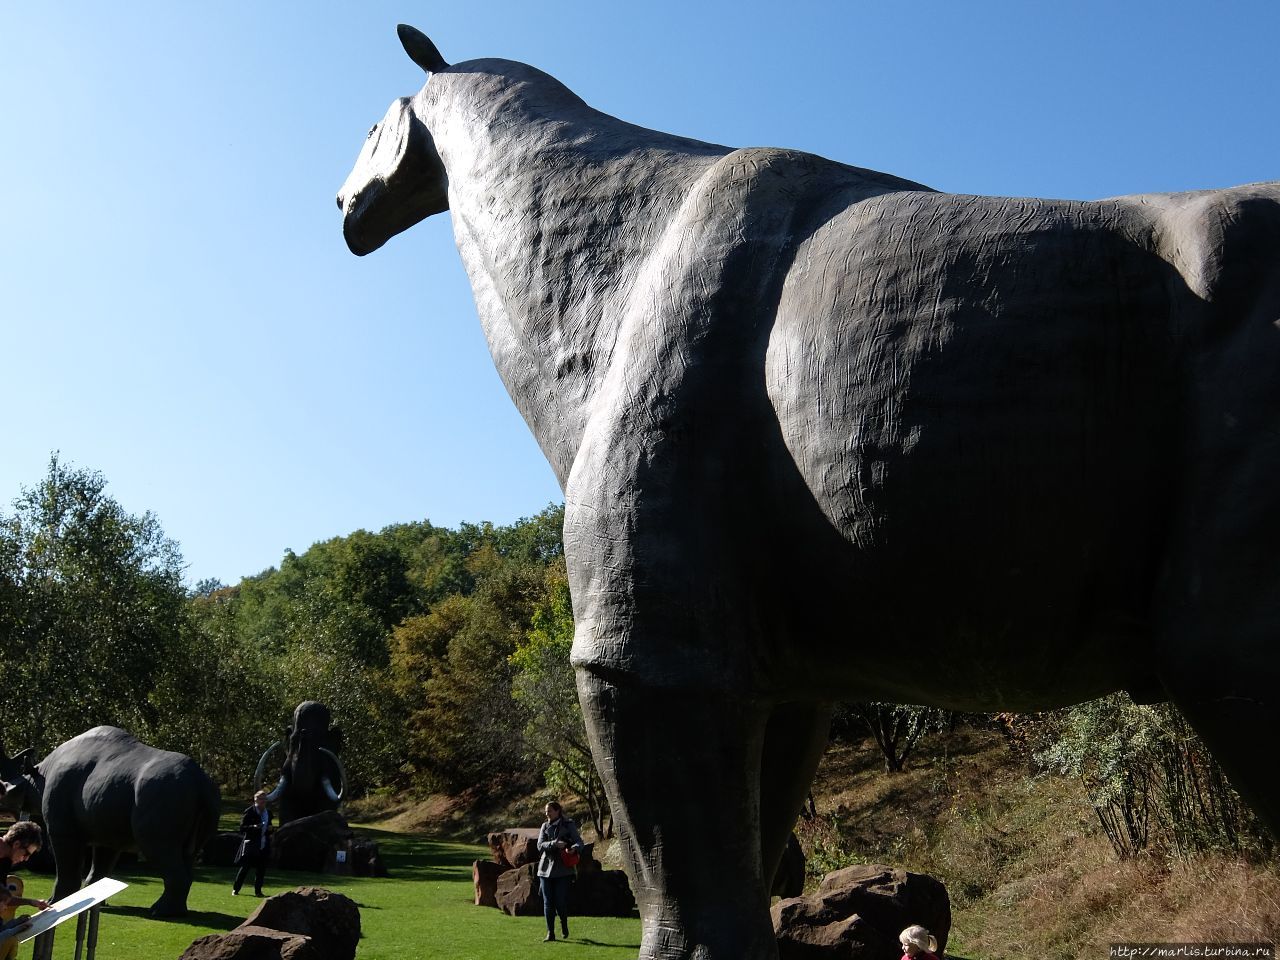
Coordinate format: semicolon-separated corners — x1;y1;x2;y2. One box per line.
338;26;1280;960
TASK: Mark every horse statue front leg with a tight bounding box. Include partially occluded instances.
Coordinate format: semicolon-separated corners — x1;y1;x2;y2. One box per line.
578;669;774;959
579;667;830;960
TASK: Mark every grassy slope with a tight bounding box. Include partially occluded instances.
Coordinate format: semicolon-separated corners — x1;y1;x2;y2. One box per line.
803;728;1280;959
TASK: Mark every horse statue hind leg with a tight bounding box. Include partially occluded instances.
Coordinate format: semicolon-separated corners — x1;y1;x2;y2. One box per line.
1151;188;1280;842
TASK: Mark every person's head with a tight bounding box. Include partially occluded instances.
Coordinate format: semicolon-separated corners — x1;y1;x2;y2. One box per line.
2;821;43;864
899;925;937;956
254;790;269;810
544;801;562;822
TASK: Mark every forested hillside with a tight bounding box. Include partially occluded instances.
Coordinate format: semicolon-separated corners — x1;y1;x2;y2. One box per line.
2;455;1270;881
0;456;579;815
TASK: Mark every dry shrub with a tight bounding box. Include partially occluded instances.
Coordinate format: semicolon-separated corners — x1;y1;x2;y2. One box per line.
1105;854;1280;943
803;723;1280;959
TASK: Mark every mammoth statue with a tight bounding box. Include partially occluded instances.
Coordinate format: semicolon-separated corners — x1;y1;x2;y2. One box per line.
0;727;220;916
338;26;1280;960
253;701;347;825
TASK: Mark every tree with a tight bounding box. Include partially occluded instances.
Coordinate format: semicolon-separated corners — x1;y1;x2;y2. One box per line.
150;583;284;790
510;562;612;837
846;702;947;773
409;591;533;791
0;454;187;752
1035;694;1271;859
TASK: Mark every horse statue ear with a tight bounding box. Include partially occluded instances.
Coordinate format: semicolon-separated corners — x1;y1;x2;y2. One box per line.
398;24;449;74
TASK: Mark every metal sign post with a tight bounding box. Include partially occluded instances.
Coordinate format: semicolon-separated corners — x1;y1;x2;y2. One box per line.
10;879;127;960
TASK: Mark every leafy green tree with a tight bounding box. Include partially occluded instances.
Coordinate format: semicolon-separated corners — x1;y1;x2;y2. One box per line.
847;702;948;773
410;591;532;791
1035;694;1270;859
0;454;187;752
510;562;612;837
149;584;284;790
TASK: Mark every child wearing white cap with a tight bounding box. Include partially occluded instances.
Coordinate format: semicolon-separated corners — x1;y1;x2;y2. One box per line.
899;924;940;960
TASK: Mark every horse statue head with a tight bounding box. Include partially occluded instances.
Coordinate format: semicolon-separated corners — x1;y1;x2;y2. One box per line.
337;26;451;255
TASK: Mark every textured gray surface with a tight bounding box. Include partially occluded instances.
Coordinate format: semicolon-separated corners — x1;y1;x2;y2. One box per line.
339;27;1280;959
5;727;219;916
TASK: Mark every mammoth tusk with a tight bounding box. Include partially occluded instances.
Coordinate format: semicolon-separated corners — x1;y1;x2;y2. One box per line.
253;740;283;793
321;776;341;804
317;747;347;803
264;776;286;804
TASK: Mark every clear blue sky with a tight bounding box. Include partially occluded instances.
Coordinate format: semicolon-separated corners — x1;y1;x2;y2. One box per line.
3;1;1277;586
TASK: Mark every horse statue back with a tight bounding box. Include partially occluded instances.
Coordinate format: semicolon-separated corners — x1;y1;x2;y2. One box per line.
339;26;1280;960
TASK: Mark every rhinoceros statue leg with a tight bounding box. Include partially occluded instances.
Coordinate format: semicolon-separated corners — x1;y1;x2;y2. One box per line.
133;809;199;916
48;829;89;904
580;673;829;960
141;843;194;916
84;846;120;886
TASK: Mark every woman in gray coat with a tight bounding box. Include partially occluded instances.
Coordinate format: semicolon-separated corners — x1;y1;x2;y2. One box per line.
536;801;583;941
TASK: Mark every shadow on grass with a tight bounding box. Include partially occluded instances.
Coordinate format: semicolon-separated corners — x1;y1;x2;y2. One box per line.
191;843;478;891
104;905;242;930
191;828;480;887
574;937;643;950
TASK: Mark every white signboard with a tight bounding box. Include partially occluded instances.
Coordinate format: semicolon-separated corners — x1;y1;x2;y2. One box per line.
14;878;128;943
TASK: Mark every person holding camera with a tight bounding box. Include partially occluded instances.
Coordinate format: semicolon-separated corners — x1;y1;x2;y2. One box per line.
536;801;583;942
232;790;273;897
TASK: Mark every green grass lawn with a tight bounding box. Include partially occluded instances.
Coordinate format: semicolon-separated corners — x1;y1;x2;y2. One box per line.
22;826;641;959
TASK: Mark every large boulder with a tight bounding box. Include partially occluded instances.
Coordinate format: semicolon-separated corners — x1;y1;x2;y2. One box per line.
473;859;505;907
487;828;540;869
180;887;360;960
495;863;543;916
180;927;318;960
570;869;636;917
243;887;361;960
271;812;386;877
575;842;603;875
771;864;950;960
494;862;635;918
274;813;351;873
350;837;387;878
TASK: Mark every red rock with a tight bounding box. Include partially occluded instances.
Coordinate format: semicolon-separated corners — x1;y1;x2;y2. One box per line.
496;863;542;916
771;864;949;960
180;926;318;960
486;828;540;868
473;859;506;907
180;887;360;960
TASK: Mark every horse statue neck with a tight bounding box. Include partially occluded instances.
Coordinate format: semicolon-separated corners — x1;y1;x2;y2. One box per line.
422;60;733;484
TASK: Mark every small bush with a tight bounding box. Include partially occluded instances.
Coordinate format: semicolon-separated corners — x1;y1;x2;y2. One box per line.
1033;694;1272;861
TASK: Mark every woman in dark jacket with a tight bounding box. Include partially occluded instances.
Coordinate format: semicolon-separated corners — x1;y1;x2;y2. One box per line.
535;801;583;941
232;790;273;897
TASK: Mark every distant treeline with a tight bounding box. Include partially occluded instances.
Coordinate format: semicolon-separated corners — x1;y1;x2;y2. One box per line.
0;456;603;828
3;456;1266;858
